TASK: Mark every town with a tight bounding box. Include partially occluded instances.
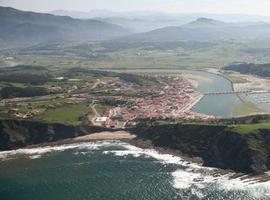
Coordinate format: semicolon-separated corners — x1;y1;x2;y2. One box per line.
0;70;215;128
99;76;214;128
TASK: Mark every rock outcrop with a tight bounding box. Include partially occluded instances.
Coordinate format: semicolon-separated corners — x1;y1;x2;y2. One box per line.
132;123;270;174
0;119;107;150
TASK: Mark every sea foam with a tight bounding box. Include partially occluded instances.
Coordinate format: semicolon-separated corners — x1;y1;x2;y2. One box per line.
0;141;116;160
103;142;270;199
1;140;270;198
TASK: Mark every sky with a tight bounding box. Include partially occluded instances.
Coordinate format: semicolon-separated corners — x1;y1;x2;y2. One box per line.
1;0;270;16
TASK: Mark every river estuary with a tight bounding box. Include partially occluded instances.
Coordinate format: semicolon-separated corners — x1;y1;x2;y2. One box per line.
1;69;270;199
106;69;246;118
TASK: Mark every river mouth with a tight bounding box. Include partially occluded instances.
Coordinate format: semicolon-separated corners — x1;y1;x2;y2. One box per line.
101;68;255;118
0;141;270;200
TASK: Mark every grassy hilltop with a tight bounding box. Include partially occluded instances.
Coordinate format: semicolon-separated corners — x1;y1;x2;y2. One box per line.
132;117;270;174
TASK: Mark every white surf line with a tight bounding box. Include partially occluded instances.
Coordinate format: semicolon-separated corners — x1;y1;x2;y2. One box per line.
2;140;270;198
103;142;270;197
0;141;117;160
103;142;213;170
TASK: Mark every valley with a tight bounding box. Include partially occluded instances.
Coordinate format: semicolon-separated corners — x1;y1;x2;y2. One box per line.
1;5;270;199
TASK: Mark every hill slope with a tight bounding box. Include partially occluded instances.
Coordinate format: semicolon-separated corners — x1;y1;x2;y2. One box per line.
224;63;270;77
0;7;130;46
122;18;270;42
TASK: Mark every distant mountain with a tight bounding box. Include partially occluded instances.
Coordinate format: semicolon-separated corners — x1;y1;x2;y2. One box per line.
50;10;169;19
121;18;270;42
50;10;188;33
50;10;270;22
0;7;130;47
184;18;268;29
50;10;270;33
183;18;227;28
96;17;187;33
50;9;122;19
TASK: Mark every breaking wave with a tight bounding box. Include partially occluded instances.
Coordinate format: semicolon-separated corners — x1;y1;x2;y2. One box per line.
0;141;115;160
1;140;270;199
103;142;270;199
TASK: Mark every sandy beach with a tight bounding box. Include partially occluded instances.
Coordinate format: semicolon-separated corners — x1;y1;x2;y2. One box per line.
7;130;270;183
72;131;136;142
182;72;213;83
233;73;270;92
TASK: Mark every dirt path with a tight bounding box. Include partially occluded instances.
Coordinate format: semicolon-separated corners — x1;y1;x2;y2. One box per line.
91;79;101;89
91;104;100;117
88;102;101;126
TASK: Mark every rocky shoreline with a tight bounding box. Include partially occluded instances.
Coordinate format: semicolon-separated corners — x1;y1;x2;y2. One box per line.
1;118;270;180
128;138;270;183
2;126;270;183
16;132;270;183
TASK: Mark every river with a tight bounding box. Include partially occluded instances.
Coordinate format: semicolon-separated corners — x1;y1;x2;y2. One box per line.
103;69;244;118
1;69;270;199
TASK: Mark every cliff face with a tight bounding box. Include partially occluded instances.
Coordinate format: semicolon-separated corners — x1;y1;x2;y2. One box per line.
0;119;107;150
1;119;270;175
132;123;270;174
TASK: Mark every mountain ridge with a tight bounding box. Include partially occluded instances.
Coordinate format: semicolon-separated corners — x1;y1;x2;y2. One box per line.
118;18;270;42
0;6;130;47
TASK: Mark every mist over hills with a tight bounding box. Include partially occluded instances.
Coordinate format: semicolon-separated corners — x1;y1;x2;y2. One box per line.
3;6;270;49
119;18;270;42
183;18;227;28
50;9;270;22
0;7;130;47
51;9;270;33
50;10;187;32
50;10;171;19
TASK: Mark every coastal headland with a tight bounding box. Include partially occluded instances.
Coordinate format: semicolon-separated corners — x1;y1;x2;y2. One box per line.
1;114;270;177
0;66;270;178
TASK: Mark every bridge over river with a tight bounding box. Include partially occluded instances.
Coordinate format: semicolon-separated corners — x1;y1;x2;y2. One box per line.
204;90;269;95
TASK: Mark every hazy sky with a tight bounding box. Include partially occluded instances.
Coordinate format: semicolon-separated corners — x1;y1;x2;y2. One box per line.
1;0;270;16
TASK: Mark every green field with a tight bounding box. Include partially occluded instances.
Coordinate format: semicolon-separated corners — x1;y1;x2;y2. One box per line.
95;104;110;116
223;73;249;83
231;122;270;134
3;39;270;70
38;103;90;125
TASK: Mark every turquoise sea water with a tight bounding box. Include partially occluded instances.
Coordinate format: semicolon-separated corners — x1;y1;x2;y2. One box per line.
1;141;270;200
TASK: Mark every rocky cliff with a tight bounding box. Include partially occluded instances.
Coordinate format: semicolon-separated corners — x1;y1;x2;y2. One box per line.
132;122;270;174
0;119;107;150
1;118;270;175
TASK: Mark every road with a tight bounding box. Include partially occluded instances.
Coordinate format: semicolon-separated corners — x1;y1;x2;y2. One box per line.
91;79;101;90
88;102;101;126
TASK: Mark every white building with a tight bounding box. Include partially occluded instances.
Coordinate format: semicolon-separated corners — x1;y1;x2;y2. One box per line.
95;117;107;123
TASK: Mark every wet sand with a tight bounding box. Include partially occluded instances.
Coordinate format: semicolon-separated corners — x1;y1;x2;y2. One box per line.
182;73;213;83
233;73;270;92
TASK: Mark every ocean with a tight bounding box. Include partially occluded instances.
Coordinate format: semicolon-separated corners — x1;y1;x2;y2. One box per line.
0;141;269;200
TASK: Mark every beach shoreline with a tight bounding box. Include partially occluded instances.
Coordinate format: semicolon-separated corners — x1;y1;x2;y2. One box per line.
24;130;235;177
3;130;270;183
24;130;136;148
